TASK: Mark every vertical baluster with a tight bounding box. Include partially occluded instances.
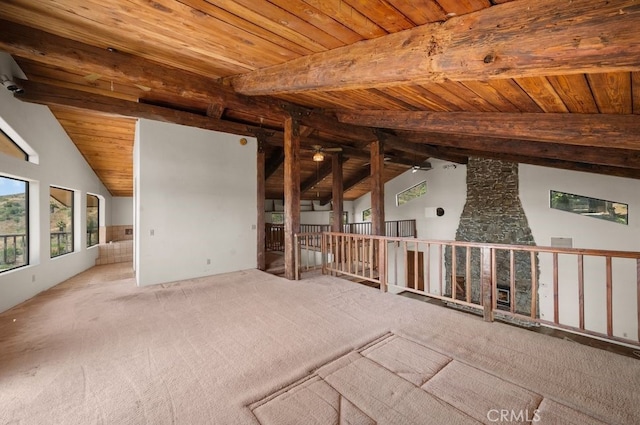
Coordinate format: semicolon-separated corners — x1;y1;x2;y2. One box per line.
510;250;515;314
451;244;457;300
530;251;537;319
606;256;613;337
466;246;471;303
413;245;418;290
403;240;407;288
438;244;443;297
578;254;584;330
425;243;431;294
482;247;493;322
637;258;640;343
553;252;559;324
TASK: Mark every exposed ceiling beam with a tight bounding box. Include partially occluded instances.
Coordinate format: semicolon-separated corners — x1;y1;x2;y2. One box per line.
0;19;376;144
15;79;258;137
399;131;640;170
338;111;640;150
229;0;640;95
300;156;348;194
265;148;284;180
320;166;370;205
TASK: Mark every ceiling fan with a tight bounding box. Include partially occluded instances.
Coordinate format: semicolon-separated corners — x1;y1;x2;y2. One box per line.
306;144;342;162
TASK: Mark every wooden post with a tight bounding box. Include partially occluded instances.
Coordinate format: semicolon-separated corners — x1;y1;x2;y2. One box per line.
482;247;493;322
332;153;344;233
370;139;385;236
284;116;301;280
257;140;266;271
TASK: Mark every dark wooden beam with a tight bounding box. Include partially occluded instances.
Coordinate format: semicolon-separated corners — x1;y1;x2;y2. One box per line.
300;156;348;194
332;153;344;233
283;117;301;280
15;79;257;137
398;131;640;170
257;141;266;271
230;0;640;94
264;148;285;179
338;111;640;150
370;140;385;236
319;166;370;205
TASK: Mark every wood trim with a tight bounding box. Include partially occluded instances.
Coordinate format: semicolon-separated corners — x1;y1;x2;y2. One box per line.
578;255;585;330
482;247;493;322
553;253;559;323
606;256;613;337
230;0;640;94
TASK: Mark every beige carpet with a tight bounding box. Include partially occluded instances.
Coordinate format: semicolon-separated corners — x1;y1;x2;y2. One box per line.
1;263;639;424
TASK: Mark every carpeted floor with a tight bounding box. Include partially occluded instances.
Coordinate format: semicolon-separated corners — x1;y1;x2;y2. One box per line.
1;263;639;424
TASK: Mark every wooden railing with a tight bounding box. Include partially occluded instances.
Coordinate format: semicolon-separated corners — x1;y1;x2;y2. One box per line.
268;219;416;252
318;232;640;347
0;233;27;269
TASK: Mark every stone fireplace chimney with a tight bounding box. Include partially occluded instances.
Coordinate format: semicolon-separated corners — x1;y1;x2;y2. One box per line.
446;157;539;315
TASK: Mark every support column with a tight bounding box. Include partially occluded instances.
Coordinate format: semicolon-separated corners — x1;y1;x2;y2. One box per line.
256;139;266;271
370;139;385;236
284;116;301;280
332;153;344;233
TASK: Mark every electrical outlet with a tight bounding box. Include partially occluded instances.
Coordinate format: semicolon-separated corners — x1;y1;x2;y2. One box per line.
206;259;211;265
32;274;36;282
150;229;154;236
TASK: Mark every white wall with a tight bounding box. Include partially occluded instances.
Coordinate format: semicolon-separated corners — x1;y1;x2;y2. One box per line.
0;79;112;313
353;159;466;240
134;119;257;286
354;160;639;340
111;196;133;225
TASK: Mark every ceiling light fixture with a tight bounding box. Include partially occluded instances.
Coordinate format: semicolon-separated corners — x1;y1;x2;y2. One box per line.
313;151;325;162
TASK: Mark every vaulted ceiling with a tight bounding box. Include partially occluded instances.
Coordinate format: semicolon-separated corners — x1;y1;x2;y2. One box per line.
1;0;639;199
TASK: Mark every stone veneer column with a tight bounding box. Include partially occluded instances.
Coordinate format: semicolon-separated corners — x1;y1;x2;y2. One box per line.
446;157;539;315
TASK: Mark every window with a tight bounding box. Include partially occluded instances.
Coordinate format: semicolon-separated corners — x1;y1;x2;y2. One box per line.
0;129;28;161
271;212;284;224
550;190;628;225
396;181;427;206
0;176;28;272
87;194;99;247
362;208;371;222
50;187;74;257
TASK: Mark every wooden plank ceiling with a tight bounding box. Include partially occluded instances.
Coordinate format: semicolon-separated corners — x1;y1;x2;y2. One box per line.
1;0;639;199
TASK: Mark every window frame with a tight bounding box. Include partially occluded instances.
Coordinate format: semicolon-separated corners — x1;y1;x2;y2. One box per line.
0;129;28;161
50;186;75;258
396;180;427;206
549;190;628;225
86;194;100;248
0;175;29;273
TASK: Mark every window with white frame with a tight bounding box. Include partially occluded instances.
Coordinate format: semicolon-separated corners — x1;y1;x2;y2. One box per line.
87;194;99;247
50;187;74;257
396;181;427;206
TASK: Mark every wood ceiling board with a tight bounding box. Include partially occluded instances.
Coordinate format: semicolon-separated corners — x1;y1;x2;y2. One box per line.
436;82;500;112
379;85;456;112
587;72;633;114
546;74;599;113
300;0;388;39
385;0;448;25
484;79;543;113
436;0;491;15
514;77;569;113
267;0;365;45
341;0;416;33
460;81;522;112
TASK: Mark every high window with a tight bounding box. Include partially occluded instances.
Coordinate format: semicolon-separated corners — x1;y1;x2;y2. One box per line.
0;176;28;272
396;181;427;206
87;194;99;247
550;190;628;225
0;129;28;161
50;187;74;257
